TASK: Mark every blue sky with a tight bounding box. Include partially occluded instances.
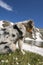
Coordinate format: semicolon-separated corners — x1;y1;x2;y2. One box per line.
0;0;43;28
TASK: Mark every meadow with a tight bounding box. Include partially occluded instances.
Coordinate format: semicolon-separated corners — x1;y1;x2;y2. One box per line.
0;49;43;65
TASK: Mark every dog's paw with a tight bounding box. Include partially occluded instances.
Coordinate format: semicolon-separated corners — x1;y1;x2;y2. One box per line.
21;50;25;55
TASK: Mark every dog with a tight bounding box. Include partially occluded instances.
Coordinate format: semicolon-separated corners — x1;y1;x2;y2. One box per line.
1;20;42;54
0;20;26;54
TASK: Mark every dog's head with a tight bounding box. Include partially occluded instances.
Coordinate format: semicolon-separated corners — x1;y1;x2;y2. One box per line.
13;24;24;39
23;20;34;33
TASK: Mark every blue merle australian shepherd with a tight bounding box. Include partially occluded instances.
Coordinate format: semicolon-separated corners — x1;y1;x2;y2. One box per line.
0;20;34;54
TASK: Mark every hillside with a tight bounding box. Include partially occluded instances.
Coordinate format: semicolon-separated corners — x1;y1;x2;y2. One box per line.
39;29;43;36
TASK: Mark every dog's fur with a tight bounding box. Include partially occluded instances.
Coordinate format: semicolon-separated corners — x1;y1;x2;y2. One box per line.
0;20;37;54
0;21;27;54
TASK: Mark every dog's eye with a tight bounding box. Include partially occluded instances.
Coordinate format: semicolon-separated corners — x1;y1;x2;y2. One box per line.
12;34;15;37
4;31;9;35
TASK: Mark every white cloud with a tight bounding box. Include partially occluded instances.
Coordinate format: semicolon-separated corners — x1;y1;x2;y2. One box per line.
0;0;13;11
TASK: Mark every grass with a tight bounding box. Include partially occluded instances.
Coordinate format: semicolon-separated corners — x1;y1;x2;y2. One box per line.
0;49;43;65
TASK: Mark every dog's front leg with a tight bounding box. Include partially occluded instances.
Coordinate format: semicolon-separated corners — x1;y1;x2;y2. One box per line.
18;39;25;55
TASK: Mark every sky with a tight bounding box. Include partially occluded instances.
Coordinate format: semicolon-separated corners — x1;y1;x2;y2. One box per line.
0;0;43;28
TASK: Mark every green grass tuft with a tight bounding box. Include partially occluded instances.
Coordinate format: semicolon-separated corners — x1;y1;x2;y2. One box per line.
0;49;43;65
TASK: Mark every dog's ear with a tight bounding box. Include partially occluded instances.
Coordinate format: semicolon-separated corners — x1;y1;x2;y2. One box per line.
22;20;34;29
27;20;34;29
13;24;23;35
13;24;23;39
2;21;10;27
24;20;34;33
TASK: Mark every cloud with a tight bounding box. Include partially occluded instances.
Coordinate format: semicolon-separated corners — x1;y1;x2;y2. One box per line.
0;0;13;11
